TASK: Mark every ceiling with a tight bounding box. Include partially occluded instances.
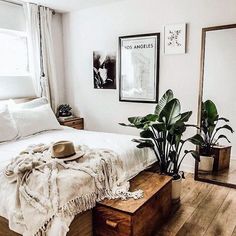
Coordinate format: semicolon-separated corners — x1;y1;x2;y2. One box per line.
22;0;124;12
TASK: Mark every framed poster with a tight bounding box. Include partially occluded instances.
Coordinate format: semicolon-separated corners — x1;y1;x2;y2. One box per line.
119;33;160;103
164;23;187;54
93;51;116;89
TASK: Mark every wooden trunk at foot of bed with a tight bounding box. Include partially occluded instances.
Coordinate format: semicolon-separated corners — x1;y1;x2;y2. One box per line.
0;210;92;236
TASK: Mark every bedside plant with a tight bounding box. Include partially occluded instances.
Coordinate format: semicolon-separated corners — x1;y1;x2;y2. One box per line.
120;89;201;201
57;104;72;117
198;100;234;172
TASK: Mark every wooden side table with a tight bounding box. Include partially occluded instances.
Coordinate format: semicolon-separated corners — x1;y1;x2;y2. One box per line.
59;117;84;130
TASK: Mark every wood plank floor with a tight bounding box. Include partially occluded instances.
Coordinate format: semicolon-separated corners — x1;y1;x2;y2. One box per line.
155;174;236;236
198;159;236;185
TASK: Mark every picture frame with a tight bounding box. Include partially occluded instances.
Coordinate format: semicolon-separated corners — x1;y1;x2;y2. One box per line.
164;23;187;55
93;51;116;89
119;33;160;103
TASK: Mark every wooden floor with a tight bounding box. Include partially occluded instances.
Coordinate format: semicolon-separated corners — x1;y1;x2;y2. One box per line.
198;159;236;185
155;174;236;236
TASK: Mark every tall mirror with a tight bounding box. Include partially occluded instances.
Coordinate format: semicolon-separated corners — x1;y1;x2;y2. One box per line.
195;24;236;188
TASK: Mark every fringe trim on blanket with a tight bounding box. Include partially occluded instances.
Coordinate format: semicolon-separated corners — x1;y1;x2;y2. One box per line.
34;187;143;236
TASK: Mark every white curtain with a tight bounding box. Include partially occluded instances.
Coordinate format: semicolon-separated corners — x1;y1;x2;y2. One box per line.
24;3;41;97
24;3;58;112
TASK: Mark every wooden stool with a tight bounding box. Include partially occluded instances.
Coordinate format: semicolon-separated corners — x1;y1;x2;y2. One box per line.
93;172;172;236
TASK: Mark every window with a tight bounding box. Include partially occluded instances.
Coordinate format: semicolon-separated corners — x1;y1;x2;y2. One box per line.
0;29;30;76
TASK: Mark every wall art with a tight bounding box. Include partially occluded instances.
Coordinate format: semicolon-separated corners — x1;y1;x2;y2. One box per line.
119;33;160;103
93;51;116;89
164;23;187;54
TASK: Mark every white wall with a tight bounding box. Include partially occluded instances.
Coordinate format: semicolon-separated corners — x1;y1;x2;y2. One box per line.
62;0;236;171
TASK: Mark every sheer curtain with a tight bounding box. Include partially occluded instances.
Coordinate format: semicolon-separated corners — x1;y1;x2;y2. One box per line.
24;3;58;112
24;3;41;97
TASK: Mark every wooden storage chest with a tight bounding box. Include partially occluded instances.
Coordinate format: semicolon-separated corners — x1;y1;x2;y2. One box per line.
93;172;172;236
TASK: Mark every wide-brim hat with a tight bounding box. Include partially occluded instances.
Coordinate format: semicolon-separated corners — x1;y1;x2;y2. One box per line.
51;140;84;161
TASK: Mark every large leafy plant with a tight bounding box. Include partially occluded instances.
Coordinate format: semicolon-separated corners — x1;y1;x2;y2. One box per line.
120;90;201;180
199;100;234;156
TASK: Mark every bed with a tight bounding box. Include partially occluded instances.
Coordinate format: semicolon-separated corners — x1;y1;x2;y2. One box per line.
0;126;156;235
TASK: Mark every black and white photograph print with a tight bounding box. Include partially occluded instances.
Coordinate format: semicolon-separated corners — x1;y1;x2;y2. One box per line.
164;23;187;54
93;51;116;89
119;33;160;103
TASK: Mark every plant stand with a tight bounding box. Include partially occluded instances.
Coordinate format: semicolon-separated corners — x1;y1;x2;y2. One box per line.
212;146;231;171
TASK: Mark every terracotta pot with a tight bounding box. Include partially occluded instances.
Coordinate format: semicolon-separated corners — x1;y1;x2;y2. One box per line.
199;155;214;172
172;177;182;202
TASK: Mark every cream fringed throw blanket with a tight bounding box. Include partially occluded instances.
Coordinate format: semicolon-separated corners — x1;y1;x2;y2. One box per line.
3;144;143;236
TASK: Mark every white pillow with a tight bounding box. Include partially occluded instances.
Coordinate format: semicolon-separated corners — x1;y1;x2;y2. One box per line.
0;105;18;142
9;97;48;110
11;104;62;137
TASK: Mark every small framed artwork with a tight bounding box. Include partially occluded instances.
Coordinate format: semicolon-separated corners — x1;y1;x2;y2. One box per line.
164;23;187;54
119;33;160;103
93;51;116;89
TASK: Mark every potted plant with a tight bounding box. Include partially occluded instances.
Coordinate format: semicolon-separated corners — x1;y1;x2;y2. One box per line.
120;90;201;201
198;100;234;172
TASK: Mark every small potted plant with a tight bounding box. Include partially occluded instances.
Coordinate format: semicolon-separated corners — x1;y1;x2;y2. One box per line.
57;104;73;117
120;90;201;201
198;100;234;172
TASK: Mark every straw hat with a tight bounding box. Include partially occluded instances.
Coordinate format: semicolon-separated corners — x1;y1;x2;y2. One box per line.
51;141;84;161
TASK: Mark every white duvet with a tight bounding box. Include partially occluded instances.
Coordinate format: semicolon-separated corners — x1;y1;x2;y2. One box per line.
0;127;156;235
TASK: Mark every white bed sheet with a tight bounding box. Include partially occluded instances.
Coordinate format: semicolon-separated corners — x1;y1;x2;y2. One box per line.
0;127;156;182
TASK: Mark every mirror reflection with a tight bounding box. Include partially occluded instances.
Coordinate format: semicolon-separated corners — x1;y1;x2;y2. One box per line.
197;25;236;186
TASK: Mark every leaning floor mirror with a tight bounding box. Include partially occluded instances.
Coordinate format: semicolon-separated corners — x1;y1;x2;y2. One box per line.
195;24;236;188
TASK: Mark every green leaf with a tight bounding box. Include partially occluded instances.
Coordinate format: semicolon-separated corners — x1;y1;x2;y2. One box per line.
140;129;154;139
188;134;204;145
203;100;218;121
218;117;229;122
144;114;158;122
169;121;186;135
127;116;146;129
215;134;231;143
216;124;234;134
159;98;181;125
128;116;142;124
132;139;154;148
155;89;174;115
188;150;200;162
180;111;192;122
119;123;135;127
152;123;166;131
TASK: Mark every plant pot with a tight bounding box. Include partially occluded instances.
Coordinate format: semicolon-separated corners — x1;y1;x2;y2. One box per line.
199;155;214;173
172;177;182;202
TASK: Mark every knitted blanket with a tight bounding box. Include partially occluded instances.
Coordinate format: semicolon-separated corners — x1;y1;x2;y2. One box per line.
3;144;143;236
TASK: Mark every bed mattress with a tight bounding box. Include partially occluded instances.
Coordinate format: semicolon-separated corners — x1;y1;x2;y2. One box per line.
0;126;156;182
0;127;157;235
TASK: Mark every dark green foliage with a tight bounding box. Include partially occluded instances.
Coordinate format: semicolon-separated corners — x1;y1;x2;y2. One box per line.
119;89;200;180
199;100;234;156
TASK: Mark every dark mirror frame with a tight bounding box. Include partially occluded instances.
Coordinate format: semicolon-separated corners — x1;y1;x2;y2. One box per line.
195;23;236;189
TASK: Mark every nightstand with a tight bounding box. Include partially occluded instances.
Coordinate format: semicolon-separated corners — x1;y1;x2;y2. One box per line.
59;117;84;130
